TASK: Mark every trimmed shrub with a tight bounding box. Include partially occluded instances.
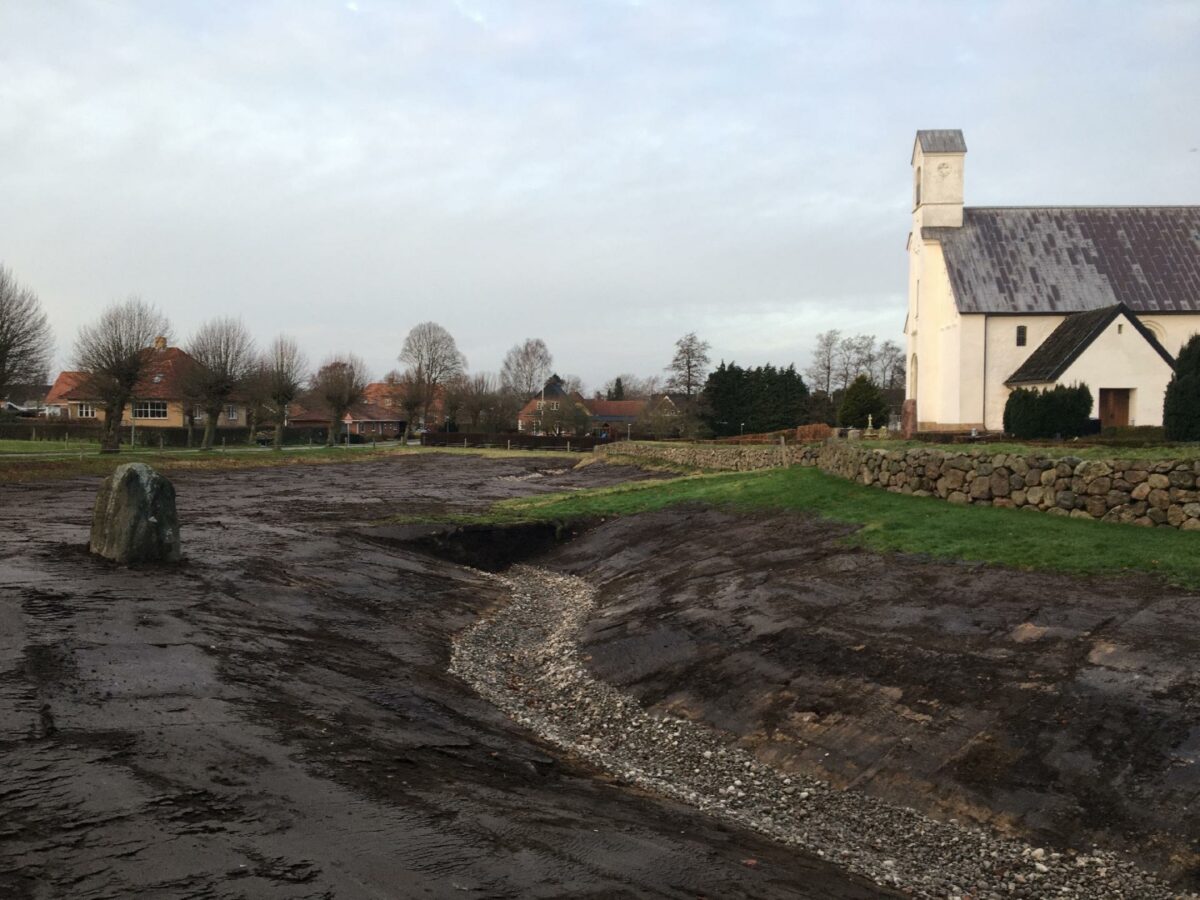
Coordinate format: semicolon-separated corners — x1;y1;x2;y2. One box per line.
1163;335;1200;441
1003;383;1093;439
838;375;889;428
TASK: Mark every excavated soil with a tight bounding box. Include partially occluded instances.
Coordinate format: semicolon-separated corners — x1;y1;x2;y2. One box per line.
0;455;888;899
539;505;1200;891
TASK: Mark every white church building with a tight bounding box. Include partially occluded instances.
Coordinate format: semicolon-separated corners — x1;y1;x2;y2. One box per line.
904;129;1200;432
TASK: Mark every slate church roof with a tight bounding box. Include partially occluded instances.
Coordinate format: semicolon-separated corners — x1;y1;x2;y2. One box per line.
1006;303;1175;385
915;129;967;154
925;206;1200;314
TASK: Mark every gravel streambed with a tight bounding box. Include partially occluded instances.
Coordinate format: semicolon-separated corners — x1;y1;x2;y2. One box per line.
451;565;1193;899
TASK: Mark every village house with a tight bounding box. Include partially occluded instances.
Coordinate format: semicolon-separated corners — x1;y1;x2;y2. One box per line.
44;338;249;428
285;401;405;439
904;129;1200;432
363;381;445;430
515;376;694;437
516;376;588;435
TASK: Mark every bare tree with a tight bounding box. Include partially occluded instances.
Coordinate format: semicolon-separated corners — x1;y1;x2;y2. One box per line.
264;335;308;450
500;338;553;398
312;354;368;446
458;372;497;429
442;373;468;428
832;334;876;392
390;368;423;440
875;339;906;390
0;266;54;401
665;332;711;398
805;329;840;396
601;373;663;400
240;360;273;446
398;322;466;428
185;317;257;450
73;297;171;451
560;374;584;396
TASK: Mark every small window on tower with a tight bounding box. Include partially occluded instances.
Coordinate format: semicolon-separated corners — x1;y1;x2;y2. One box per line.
1016;325;1027;347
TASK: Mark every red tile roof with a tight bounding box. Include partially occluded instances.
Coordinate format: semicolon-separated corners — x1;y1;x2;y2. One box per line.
44;347;201;403
45;371;87;404
585;399;647;417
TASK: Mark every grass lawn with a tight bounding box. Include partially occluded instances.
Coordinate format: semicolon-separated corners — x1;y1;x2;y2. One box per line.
447;466;1200;588
0;438;100;454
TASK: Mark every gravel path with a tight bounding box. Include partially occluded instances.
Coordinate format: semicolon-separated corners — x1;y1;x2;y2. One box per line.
451;565;1194;899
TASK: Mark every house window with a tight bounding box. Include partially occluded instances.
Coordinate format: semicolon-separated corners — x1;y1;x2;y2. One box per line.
225;404;238;422
1016;325;1027;347
76;403;96;418
536;400;545;410
550;401;560;411
132;400;168;419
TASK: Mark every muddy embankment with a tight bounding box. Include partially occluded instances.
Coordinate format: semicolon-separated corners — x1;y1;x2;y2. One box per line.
0;455;887;900
529;506;1200;890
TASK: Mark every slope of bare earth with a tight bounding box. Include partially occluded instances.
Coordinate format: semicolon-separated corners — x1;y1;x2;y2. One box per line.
0;455;888;900
538;506;1200;891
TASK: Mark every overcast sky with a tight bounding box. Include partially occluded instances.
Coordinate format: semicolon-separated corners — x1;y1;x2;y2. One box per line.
2;1;1198;390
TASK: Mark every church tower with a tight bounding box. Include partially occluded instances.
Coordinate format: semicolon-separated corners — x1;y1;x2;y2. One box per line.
911;130;966;229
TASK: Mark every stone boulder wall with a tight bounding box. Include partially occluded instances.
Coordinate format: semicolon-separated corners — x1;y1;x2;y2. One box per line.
596;441;820;471
89;463;183;563
597;440;1200;530
817;443;1200;530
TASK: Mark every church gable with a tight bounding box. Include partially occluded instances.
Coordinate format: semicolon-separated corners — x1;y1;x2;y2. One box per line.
1006;304;1174;386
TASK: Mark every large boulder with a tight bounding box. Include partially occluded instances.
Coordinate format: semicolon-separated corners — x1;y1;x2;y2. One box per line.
89;463;182;564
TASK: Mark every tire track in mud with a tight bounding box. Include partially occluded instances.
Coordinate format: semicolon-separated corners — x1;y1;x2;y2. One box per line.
451;565;1193;899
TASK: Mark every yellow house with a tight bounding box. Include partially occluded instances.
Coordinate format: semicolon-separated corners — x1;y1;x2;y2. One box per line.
904;130;1200;432
44;340;250;429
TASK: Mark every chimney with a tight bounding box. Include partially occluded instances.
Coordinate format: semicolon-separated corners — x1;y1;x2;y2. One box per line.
153;336;167;351
912;129;966;229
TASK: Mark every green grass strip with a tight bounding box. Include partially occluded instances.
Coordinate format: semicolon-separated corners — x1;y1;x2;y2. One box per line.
484;466;1200;588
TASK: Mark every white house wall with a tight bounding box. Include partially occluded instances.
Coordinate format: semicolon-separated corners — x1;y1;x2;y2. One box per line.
1056;318;1174;427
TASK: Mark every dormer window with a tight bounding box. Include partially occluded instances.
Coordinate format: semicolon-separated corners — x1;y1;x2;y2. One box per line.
1016;325;1027;347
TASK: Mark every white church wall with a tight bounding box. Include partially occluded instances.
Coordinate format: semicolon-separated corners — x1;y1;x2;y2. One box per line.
1057;317;1174;426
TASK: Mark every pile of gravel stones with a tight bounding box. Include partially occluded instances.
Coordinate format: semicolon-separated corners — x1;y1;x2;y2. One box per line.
451;565;1193;899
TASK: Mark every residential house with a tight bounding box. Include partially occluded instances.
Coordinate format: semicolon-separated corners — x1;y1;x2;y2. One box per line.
586;398;647;438
363;381;446;431
905;129;1200;432
344;403;405;437
43;338;249;428
516;376;590;435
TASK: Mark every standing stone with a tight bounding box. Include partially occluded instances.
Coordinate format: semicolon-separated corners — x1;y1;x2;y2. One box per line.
89;463;182;563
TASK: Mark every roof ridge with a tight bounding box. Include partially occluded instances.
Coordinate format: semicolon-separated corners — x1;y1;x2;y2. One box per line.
965;205;1200;211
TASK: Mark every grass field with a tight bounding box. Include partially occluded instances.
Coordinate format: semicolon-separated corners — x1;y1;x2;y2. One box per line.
0;438;100;454
449;466;1200;588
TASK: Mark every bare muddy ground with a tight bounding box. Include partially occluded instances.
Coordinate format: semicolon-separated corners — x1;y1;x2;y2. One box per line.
0;455;887;899
541;505;1200;890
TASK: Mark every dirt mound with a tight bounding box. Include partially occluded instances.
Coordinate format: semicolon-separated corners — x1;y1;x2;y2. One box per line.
541;506;1200;889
